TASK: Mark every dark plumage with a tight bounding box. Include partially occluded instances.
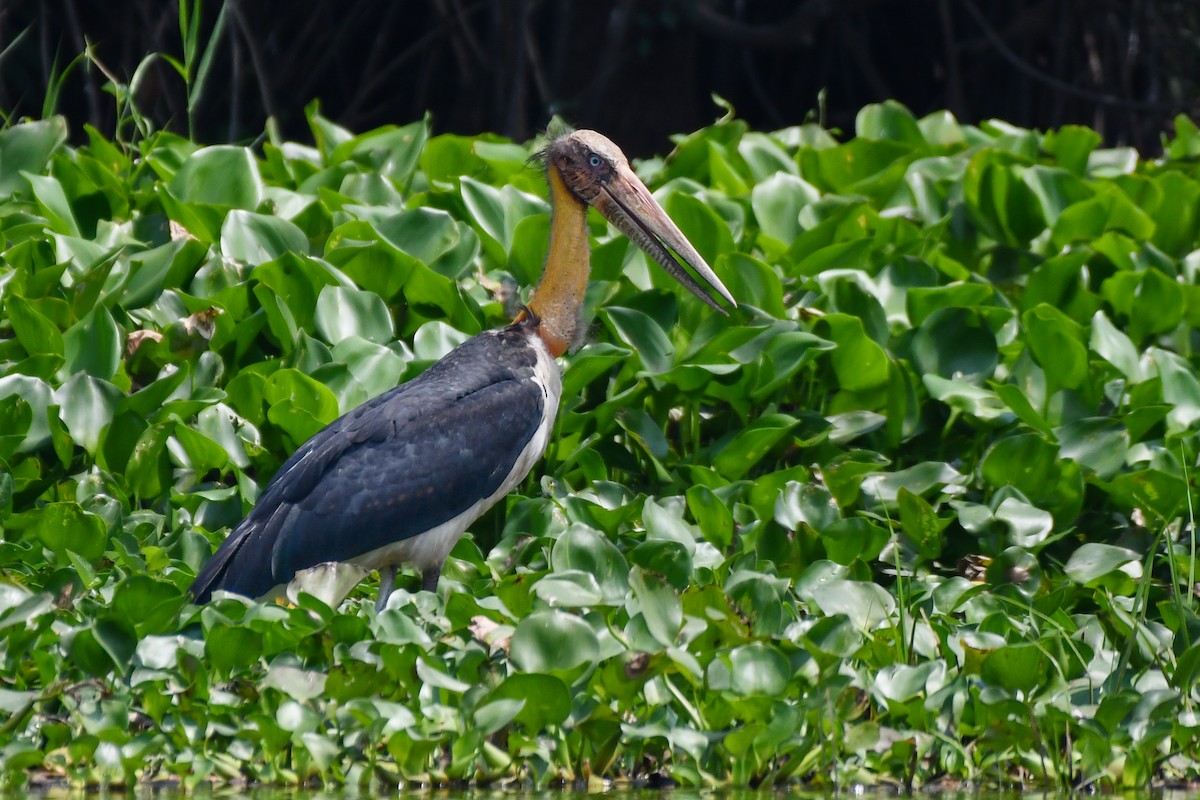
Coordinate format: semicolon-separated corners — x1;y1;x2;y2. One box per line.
190;320;547;604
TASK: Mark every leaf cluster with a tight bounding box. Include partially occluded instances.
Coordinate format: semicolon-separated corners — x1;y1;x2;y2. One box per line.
3;102;1200;789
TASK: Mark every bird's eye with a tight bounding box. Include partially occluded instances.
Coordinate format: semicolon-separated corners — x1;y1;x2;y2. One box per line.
587;153;602;168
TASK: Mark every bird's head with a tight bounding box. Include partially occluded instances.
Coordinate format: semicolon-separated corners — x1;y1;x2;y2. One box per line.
544;129;736;314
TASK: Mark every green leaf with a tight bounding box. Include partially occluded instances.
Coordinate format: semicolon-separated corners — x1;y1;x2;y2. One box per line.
1055;417;1129;480
62;305;121;380
264;368;340;443
750;172;819;248
818;313;889;392
600;307;674;375
629;566;682;648
857;100;926;147
709;643;792;697
487;673;571;730
222;210;309;265
509;610;600;678
315;286;394;345
549;524;629;604
809;579;896;631
1043;124;1102;175
55;373;121;455
963;150;1045;246
898;488;943;560
6;296;64;357
24;173;80;236
1022;304;1088;396
170;145;264;208
0;117;67;195
1064;543;1141;592
32;501;108;564
911;307;998;380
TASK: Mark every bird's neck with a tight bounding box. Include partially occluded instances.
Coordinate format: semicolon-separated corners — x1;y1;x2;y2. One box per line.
527;167;590;357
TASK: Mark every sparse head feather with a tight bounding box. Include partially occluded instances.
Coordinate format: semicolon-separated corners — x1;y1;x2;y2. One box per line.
544;129;629;204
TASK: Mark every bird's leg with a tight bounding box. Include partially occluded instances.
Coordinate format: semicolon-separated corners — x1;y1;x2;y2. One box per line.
375;566;396;612
420;566;441;593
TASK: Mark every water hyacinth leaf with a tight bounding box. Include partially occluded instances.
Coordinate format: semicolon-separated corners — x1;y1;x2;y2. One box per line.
708;643;792;697
600;306;674;375
509;610;599;676
809;579;896;632
898;488;944;560
751;172;819;248
1106;468;1187;522
0;117;67;195
330;337;407;398
111;575;186;636
873;660;948;703
1064;543;1142;591
1055;417;1129;479
204;623;265;675
460;177;547;260
0;395;32;459
170;145;264;208
32;501;108;564
981;433;1061;501
1043;124;1102;175
334;117;428;187
629;567;682;647
994;497;1053;548
804;614;863;659
685;484;733;549
6;295;64;358
532;570;604;607
859;461;962;506
56;374;121;455
628;539;692;591
713;413;798;480
1051;187;1155;249
818;313;889;393
315;286;394;345
911;307;998;380
61;304;121;380
775;481;840;531
373;207;461;268
24;173;79;236
990;382;1051;435
473;698;525;737
1154;349;1200;434
221;210;309;266
857;100;926;147
549;524;629;604
981;642;1052;693
1090;310;1145;382
1122;268;1184;344
488;673;571;730
1022;304;1088;395
1148;171;1200;256
963;150;1045;246
819;517;889;565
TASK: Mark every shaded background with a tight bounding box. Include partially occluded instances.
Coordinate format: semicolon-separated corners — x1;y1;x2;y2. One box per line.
0;0;1197;157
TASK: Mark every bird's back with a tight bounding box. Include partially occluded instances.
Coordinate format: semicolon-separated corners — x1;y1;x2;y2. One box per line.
189;321;555;602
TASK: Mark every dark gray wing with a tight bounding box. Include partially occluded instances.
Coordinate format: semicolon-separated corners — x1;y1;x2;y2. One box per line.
190;326;548;601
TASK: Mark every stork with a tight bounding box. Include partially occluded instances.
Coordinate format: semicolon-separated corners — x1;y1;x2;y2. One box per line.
189;129;736;610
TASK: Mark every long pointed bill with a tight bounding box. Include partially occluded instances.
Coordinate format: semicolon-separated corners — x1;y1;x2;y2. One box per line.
593;163;737;314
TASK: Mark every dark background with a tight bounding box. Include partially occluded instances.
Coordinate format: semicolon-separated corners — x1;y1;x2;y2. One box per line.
1;0;1197;157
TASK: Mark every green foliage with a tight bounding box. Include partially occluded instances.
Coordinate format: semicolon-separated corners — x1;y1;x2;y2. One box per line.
4;101;1200;790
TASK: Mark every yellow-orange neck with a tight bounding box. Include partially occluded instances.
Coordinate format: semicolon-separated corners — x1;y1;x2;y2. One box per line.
527;167;590;357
